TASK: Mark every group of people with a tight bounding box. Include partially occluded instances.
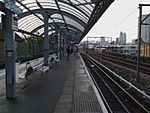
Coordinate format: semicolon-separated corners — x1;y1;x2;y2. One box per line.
66;45;78;61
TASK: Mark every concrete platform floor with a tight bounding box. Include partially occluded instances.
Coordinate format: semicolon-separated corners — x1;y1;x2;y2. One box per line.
0;54;103;113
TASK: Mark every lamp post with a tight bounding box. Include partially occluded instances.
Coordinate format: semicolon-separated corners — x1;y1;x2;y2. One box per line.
136;4;150;83
87;37;88;54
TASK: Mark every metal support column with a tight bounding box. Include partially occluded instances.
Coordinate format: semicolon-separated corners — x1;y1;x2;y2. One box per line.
87;37;88;53
136;4;150;82
136;5;142;83
62;37;65;57
43;15;49;66
4;9;16;98
58;35;61;60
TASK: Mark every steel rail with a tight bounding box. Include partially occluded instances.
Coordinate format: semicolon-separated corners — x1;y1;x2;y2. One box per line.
90;51;150;75
81;52;149;113
83;57;113;113
82;53;130;113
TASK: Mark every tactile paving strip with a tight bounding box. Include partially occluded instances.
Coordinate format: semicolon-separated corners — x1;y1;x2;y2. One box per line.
73;60;102;113
54;69;74;113
54;58;103;113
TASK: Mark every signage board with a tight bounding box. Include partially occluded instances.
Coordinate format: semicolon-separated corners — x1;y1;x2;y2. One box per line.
12;15;18;31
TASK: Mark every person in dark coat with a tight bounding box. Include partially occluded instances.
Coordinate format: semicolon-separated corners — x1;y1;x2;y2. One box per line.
66;45;70;61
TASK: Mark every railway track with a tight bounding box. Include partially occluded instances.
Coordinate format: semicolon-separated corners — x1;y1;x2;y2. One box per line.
88;51;150;75
80;52;150;113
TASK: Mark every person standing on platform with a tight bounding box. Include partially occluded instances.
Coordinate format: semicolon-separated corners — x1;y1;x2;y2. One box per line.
66;45;70;61
73;46;77;56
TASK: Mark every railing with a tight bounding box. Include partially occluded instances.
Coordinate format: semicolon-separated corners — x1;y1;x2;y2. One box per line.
0;53;57;80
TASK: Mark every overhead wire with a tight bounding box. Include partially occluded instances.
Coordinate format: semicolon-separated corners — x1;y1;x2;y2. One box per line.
110;7;138;41
113;8;138;28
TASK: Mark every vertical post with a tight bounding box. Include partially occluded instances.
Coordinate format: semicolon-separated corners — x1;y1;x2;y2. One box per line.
58;35;61;60
99;37;101;62
62;37;65;57
59;36;62;60
4;9;16;98
87;37;88;53
137;5;142;83
56;27;61;60
43;15;49;66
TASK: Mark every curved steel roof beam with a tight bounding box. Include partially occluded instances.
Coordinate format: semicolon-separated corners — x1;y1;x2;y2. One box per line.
67;0;91;17
18;8;86;27
44;30;80;41
20;4;88;23
59;0;90;18
73;0;93;12
58;3;89;22
22;20;43;32
17;1;89;22
79;0;114;42
31;22;82;34
16;0;43;21
18;17;38;29
18;0;90;19
39;25;81;38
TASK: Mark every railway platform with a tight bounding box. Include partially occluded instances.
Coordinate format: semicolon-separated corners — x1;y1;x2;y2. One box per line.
0;54;104;113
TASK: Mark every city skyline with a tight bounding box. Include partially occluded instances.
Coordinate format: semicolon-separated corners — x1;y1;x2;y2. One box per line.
82;0;150;43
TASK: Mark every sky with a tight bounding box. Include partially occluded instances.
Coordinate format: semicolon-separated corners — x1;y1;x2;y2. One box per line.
82;0;150;43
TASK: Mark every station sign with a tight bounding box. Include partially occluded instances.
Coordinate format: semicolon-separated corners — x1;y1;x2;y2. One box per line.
12;15;18;31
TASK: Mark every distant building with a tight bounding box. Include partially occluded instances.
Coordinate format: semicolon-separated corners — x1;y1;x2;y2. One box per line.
116;37;119;44
121;45;138;56
131;39;138;45
141;42;150;57
105;45;138;56
100;37;106;47
141;14;150;42
99;36;112;47
118;31;126;45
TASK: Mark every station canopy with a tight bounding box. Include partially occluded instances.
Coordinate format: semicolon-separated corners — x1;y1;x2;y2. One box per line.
14;0;114;43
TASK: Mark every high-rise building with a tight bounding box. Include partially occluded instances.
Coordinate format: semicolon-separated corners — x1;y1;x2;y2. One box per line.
141;14;150;42
118;31;126;45
100;37;106;47
116;37;119;44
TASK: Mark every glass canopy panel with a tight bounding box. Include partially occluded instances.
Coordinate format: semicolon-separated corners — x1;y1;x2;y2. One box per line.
64;16;84;32
15;0;113;43
16;0;91;22
16;0;93;25
48;19;54;23
76;5;91;17
23;20;43;32
35;1;58;9
18;14;43;32
53;19;64;23
70;0;85;4
58;2;89;22
84;4;94;12
59;7;88;23
51;14;63;20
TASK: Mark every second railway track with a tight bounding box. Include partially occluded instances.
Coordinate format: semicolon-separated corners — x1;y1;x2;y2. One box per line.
88;51;150;75
80;52;150;113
